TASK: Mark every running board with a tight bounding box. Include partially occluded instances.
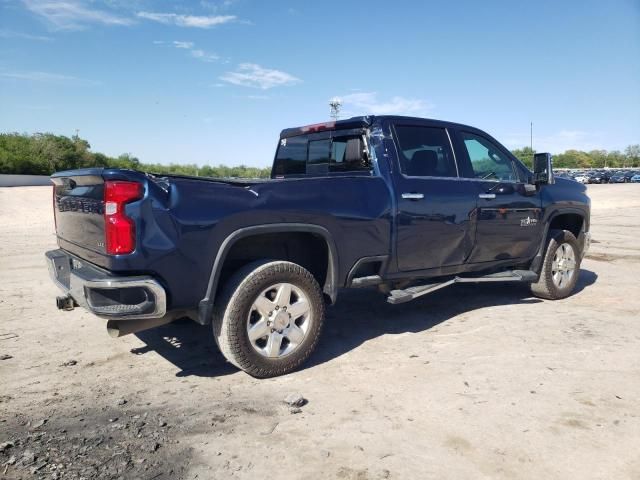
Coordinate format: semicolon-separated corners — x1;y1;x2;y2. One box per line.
387;270;537;305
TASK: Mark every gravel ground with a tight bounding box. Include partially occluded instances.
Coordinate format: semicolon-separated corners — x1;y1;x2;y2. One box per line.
1;184;639;479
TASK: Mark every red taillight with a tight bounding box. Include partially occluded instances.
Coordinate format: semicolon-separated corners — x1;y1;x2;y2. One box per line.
104;181;143;255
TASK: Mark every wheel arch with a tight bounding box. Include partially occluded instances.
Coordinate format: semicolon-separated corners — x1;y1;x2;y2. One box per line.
529;208;586;274
197;223;339;325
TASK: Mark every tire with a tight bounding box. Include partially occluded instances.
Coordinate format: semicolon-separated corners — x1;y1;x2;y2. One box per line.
530;229;581;300
212;260;325;378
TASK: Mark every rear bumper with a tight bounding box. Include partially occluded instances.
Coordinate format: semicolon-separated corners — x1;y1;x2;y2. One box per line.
45;249;166;320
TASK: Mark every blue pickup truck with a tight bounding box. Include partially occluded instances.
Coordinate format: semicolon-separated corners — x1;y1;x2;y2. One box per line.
46;115;591;377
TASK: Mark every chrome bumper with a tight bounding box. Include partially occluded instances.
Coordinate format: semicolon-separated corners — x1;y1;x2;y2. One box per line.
45;249;166;320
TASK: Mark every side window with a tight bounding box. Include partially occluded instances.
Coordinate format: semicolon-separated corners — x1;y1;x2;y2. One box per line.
394;126;457;177
460;132;517;182
330;136;369;172
273;136;307;177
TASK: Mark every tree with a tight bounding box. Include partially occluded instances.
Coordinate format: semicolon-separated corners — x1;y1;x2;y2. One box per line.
587;150;607;168
625;145;640;167
511;147;535;168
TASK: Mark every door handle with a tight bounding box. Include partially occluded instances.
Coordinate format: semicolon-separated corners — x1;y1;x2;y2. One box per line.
402;193;424;200
478;193;496;199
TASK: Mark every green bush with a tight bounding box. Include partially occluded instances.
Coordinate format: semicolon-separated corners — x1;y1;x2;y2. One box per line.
0;132;272;178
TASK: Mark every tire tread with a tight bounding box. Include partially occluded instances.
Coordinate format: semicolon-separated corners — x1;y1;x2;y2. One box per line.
530;229;580;300
212;260;324;378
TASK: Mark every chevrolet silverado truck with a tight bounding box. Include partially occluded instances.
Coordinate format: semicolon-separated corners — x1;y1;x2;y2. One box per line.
46;116;591;377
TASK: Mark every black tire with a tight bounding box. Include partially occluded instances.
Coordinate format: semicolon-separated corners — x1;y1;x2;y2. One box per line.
530;229;581;300
212;260;325;378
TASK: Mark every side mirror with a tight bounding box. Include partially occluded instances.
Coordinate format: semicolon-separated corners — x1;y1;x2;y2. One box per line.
533;152;554;185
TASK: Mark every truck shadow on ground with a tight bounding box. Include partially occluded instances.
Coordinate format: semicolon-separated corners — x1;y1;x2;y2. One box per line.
132;269;597;378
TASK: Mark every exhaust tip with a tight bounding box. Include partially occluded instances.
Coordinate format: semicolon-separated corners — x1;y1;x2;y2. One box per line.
106;316;174;338
56;295;75;311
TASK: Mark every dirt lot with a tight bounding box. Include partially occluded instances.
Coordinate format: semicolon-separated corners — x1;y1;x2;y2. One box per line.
1;184;639;479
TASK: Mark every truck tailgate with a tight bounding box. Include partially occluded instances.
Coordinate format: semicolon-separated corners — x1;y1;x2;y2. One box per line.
52;173;107;255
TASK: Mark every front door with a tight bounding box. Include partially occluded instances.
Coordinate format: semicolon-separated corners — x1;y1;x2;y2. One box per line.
455;130;543;263
392;124;478;272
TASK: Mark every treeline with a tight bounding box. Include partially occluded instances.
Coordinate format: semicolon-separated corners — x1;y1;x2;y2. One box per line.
512;146;640;169
0;133;272;178
1;132;638;178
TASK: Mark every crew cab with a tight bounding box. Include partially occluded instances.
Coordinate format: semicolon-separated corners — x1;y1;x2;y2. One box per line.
46;116;591;377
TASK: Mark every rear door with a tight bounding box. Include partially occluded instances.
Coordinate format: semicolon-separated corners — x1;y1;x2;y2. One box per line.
453;130;543;263
391;123;478;271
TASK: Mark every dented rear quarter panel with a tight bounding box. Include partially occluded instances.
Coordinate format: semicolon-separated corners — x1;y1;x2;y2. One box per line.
55;168;393;311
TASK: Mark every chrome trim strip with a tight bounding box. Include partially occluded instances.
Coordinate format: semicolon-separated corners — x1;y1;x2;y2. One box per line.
401;193;424;200
445;128;460;177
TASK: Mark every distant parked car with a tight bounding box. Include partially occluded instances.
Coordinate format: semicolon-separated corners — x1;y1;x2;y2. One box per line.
556;172;575;181
574;173;590;184
622;171;636;182
587;172;604;184
631;174;640;183
609;173;627;183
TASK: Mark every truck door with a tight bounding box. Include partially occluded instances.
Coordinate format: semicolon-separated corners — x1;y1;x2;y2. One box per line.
391;123;478;272
454;130;543;263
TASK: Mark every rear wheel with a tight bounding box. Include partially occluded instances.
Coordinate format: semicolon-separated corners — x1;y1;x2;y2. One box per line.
531;229;581;300
212;260;324;378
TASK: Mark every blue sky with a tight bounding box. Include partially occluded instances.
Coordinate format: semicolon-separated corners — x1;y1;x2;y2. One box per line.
1;0;638;167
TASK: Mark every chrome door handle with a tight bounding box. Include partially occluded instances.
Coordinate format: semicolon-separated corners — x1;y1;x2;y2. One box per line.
478;193;496;199
402;193;424;200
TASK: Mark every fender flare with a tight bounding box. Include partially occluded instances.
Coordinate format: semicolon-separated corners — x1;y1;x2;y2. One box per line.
529;207;586;274
197;223;339;325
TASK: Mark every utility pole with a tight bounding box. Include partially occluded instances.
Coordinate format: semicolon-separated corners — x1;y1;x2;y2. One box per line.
329;97;342;121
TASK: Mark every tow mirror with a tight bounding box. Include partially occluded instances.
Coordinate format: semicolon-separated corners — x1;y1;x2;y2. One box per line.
533;152;554;185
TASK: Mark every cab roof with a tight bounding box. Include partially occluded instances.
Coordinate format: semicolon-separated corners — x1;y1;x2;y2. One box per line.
279;115;478;139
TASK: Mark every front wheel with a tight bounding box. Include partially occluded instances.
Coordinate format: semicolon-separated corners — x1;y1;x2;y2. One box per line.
530;229;581;300
212;260;325;378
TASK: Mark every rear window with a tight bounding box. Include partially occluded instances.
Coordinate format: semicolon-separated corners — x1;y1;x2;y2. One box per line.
272;133;370;177
273;136;307;176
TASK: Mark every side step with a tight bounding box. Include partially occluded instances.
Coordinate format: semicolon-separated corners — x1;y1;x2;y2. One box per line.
351;275;383;288
387;270;537;305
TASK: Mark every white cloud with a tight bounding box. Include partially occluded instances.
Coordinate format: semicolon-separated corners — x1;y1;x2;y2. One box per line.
0;29;53;41
0;71;99;85
200;0;239;12
220;63;301;89
339;92;431;116
155;40;219;62
137;12;236;28
22;0;134;30
190;49;219;62
173;40;194;49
